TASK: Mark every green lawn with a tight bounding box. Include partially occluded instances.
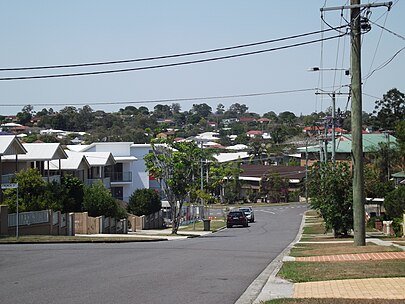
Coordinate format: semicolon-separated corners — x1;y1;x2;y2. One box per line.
277;209;405;283
290;242;401;257
180;219;225;231
0;235;163;243
278;259;405;283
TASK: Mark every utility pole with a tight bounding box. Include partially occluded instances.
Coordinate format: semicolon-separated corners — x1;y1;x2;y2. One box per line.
350;0;366;246
305;140;308;204
315;91;349;163
321;0;392;246
331;93;336;164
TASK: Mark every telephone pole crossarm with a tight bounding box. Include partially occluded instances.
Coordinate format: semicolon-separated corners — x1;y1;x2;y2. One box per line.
320;1;392;12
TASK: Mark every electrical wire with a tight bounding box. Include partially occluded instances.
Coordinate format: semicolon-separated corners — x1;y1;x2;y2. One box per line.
364;11;389;88
332;9;346;92
363;46;405;81
0;88;319;107
0;33;347;81
0;26;347;72
368;19;405;41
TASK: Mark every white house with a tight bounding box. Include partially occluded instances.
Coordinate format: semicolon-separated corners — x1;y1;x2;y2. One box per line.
66;142;160;202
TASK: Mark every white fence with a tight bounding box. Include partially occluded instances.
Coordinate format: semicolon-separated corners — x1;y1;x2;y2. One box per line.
8;210;49;227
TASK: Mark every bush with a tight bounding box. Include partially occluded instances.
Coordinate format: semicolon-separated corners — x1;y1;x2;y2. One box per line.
127;188;161;216
308;162;353;237
83;180;125;219
392;217;403;237
384;186;405;219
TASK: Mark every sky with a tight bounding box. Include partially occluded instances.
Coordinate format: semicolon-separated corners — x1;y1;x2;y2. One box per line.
0;0;403;116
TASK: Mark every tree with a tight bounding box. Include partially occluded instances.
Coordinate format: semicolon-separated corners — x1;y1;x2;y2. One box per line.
248;141;266;164
216;103;225;115
171;103;181;114
127;188;162;216
364;164;395;199
263;111;278;122
395;120;405;170
227;103;248;117
367;141;401;182
3;168;62;212
308;162;353;237
16;105;34;125
83;181;125;219
278;111;296;125
383;187;405;220
153;104;172;119
260;172;289;203
145;140;206;234
372;88;405;131
61;175;84;213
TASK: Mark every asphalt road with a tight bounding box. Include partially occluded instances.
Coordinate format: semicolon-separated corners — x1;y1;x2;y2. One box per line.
0;204;306;304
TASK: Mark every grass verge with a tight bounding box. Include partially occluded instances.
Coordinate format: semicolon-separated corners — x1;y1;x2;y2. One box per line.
290;242;401;257
180;219;225;232
266;299;405;304
0;235;164;243
278;259;405;283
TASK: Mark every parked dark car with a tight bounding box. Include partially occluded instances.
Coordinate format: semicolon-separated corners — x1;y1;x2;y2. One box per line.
226;210;248;228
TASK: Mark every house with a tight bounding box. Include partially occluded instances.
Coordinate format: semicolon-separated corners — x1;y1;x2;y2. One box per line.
257;118;271;123
225;144;249;151
0;135;27;186
297;133;397;167
222;118;239;126
239;117;257;123
246;130;263;138
67;142;137;202
156;131;176;139
2;142;68;183
213;152;250;163
238;164;306;202
392;171;405;186
47;150;90;182
192;132;220;143
67;142;162;202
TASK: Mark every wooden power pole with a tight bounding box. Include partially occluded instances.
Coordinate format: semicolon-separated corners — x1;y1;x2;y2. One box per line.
321;1;392;246
350;0;366;246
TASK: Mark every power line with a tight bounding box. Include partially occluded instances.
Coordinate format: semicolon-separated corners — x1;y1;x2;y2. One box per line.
1;88;318;107
0;26;347;72
363;46;405;81
0;33;346;81
369;19;405;41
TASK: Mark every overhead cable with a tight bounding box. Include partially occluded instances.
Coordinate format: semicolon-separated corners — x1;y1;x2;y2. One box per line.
0;33;347;81
0;26;347;72
1;88;318;107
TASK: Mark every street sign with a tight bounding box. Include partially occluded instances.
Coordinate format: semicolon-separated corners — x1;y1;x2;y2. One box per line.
1;183;18;189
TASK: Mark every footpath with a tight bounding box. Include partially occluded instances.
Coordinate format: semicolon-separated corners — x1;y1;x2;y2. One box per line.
248;214;405;303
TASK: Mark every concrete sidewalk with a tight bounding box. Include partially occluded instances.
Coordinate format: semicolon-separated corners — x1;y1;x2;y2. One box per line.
248;213;405;303
294;277;405;299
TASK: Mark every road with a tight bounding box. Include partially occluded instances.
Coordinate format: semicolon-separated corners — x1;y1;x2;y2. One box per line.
0;204;306;304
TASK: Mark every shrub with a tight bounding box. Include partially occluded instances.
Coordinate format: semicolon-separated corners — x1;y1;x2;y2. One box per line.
384;187;405;219
83;180;125;219
127;188;161;216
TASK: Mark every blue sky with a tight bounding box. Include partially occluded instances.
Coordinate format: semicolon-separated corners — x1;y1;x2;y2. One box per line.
0;0;403;116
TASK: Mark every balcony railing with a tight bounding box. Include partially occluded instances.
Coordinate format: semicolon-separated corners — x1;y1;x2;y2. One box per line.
42;175;61;184
1;173;16;184
85;177;111;188
105;172;132;183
